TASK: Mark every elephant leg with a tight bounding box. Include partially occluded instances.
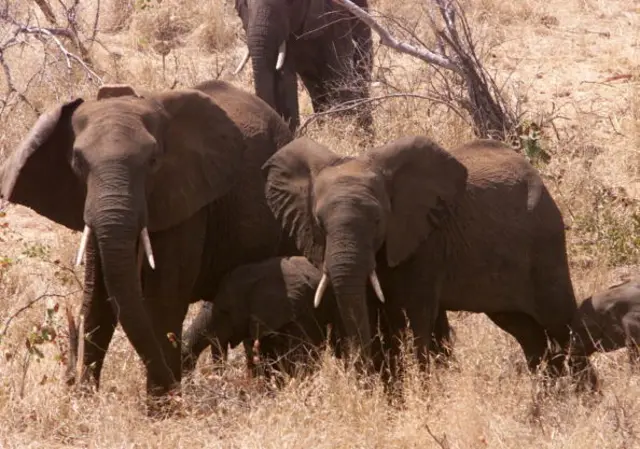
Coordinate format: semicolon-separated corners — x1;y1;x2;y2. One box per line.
275;63;300;131
430;310;455;364
243;338;258;378
486;312;559;375
71;237;117;390
142;212;206;395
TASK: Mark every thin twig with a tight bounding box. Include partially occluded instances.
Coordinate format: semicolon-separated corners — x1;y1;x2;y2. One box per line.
0;291;81;339
297;92;469;134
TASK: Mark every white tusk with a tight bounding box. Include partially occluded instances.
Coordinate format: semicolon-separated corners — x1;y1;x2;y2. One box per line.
314;272;329;308
75;225;91;266
275;41;286;71
369;271;385;304
140;227;155;270
233;48;250;75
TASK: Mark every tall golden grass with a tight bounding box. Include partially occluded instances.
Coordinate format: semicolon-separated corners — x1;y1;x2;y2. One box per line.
0;0;638;447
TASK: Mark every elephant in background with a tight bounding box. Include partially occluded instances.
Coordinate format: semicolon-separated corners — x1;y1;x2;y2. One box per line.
0;79;293;403
262;136;598;389
181;256;339;380
234;0;373;132
571;277;640;366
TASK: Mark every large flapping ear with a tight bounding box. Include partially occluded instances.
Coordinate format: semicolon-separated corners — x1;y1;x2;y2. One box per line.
0;99;85;231
366;135;468;267
262;138;341;267
146;88;245;231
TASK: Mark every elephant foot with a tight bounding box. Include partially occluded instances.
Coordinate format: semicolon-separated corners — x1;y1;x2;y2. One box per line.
570;356;601;394
145;387;184;419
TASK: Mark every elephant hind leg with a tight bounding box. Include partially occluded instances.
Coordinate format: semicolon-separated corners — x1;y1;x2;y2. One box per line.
430;310;455;364
486;312;560;375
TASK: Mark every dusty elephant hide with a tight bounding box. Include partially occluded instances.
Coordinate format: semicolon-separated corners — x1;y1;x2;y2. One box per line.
0;79;295;404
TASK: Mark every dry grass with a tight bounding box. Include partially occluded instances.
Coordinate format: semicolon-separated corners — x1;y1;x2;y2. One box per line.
1;0;639;447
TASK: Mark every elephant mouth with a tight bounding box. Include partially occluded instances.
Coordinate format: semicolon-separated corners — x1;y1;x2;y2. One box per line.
74;224;156;274
313;263;386;308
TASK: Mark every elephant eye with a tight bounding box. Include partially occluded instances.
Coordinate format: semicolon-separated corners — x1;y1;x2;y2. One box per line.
148;155;160;170
71;151;89;176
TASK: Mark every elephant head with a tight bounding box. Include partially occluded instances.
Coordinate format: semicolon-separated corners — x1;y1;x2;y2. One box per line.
262;136;468;360
0;84;245;391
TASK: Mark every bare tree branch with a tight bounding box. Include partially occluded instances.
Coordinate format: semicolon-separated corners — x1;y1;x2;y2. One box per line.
332;0;519;143
333;0;462;73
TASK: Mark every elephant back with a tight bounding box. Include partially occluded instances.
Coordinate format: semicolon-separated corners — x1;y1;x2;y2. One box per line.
193;79;293;151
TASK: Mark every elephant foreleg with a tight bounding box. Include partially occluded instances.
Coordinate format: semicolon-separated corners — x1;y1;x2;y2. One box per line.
71;237;117;390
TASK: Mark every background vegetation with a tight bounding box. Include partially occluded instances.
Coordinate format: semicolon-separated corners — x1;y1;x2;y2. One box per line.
0;0;638;447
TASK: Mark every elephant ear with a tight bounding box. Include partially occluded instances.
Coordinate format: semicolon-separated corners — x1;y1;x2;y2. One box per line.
0;99;86;231
366;135;468;267
146;88;245;231
249;291;294;340
262;138;340;267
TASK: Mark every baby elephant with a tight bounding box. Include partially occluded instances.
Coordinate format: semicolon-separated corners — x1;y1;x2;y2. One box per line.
571;277;640;365
181;256;339;379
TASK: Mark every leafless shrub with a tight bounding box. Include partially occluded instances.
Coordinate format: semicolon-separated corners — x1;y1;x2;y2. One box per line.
331;0;543;153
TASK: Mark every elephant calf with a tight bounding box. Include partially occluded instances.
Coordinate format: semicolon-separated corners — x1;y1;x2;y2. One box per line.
182;256;339;380
571;277;640;366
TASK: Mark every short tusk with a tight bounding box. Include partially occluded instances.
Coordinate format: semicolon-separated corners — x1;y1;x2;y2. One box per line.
275;41;286;71
140;227;155;270
75;225;91;266
314;272;329;308
369;271;385;303
233;48;250;75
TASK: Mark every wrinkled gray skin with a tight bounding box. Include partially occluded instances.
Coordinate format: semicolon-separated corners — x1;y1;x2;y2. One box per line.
262;136;598;388
0;80;293;403
182;256;340;380
235;0;372;132
571;277;640;366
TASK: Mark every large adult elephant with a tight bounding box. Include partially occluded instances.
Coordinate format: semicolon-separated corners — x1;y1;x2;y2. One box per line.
0;79;293;402
262;136;598;387
234;0;373;132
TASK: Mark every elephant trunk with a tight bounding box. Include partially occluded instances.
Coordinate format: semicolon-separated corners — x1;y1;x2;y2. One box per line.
84;172;175;394
323;233;376;364
247;4;289;113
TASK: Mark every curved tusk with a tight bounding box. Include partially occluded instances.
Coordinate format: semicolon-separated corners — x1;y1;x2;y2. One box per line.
314;272;329;308
140;227;156;270
369;271;385;304
233;48;250;75
275;41;286;71
75;225;91;266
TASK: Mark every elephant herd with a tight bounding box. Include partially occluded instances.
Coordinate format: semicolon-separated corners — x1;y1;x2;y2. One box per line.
0;1;638;414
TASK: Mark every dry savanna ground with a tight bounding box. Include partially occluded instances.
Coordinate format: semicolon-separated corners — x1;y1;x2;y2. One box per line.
0;0;638;447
